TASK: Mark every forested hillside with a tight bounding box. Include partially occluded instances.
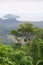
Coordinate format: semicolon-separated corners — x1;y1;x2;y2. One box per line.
0;23;43;65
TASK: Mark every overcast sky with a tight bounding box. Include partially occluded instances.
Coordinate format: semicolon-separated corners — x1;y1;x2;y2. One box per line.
0;0;43;21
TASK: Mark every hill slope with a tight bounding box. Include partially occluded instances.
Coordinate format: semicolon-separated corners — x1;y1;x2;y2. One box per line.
0;14;43;36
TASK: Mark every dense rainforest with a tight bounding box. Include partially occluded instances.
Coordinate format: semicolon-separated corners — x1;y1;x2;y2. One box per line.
0;23;43;65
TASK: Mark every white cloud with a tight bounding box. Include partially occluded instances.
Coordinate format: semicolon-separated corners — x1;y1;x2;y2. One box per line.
0;1;43;21
0;2;43;13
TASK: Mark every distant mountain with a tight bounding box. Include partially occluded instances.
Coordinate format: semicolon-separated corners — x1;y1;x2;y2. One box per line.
0;14;43;35
3;14;20;19
0;14;43;32
0;14;22;39
30;21;43;28
0;14;21;29
0;14;43;36
0;14;43;44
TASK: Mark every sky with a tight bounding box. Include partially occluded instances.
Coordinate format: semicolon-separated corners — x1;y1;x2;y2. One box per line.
0;0;43;21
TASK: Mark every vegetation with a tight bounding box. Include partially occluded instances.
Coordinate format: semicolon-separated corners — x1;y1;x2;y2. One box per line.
0;23;43;65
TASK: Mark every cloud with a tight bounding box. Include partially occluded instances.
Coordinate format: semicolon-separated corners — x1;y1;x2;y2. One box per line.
0;1;43;14
0;0;43;3
0;1;43;21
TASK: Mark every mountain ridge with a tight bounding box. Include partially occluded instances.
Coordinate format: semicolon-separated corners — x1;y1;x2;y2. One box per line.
0;14;43;44
0;14;43;36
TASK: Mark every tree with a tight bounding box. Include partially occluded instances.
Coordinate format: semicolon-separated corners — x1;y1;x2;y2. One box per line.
30;37;43;65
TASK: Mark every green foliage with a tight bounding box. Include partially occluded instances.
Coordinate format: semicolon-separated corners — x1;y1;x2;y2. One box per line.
0;23;43;65
18;23;33;33
36;60;43;65
11;23;34;36
0;43;33;65
0;36;43;65
10;30;23;36
30;37;43;65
